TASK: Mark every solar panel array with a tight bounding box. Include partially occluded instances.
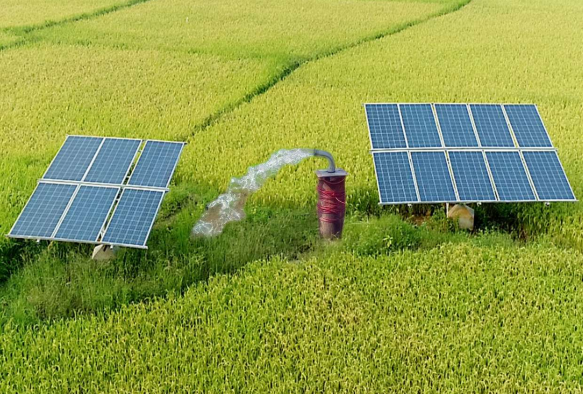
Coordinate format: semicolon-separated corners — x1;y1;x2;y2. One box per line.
9;136;185;248
365;103;576;204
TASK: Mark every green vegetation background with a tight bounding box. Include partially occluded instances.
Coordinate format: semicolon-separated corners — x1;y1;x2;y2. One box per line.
1;0;583;391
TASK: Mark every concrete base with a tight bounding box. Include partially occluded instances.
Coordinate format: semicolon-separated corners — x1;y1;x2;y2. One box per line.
92;244;117;261
447;204;475;231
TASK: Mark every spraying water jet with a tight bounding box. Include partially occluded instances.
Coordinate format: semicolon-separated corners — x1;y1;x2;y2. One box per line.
190;148;347;239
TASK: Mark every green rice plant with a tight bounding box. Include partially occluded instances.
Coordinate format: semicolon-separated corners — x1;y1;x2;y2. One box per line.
0;0;138;29
34;0;447;61
177;0;583;248
1;244;583;392
0;43;280;234
0;30;22;48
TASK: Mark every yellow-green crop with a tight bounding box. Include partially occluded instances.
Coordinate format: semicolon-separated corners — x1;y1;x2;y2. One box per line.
1;0;583;391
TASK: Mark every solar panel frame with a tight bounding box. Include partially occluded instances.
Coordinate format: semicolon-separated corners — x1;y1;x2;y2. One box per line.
127;140;185;189
469;104;516;148
101;188;166;249
503;104;553;148
410;151;457;203
52;185;121;244
448;151;497;202
364;104;408;150
42;135;105;182
372;151;420;204
83;138;142;185
434;104;480;148
399;103;443;148
7;182;78;240
485;150;538;202
522;150;577;202
365;103;576;205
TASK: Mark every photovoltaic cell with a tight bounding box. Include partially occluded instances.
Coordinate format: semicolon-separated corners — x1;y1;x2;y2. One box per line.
486;151;536;201
43;136;103;181
364;102;576;205
129;141;184;188
435;104;479;147
54;186;120;242
373;152;418;203
84;139;141;184
411;152;456;202
523;151;575;201
400;104;442;148
470;104;514;147
102;189;164;247
449;151;496;201
504;104;552;148
365;104;407;149
9;183;77;238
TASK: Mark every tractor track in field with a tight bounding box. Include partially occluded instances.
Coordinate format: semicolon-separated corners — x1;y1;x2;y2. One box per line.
0;0;155;52
183;0;474;141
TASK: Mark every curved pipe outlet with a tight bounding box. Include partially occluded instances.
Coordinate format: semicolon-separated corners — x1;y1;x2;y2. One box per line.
313;149;336;173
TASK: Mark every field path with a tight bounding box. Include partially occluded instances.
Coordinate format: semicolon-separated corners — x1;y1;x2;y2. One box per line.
183;0;474;141
0;0;155;50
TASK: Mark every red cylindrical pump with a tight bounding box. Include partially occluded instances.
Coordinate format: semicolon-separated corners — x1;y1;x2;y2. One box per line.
316;169;347;239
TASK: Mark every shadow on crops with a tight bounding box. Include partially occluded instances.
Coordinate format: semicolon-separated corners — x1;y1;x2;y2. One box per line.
0;183;546;327
0;182;320;326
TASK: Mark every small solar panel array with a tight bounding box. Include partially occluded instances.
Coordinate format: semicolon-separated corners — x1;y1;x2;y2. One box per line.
8;136;185;248
365;103;576;204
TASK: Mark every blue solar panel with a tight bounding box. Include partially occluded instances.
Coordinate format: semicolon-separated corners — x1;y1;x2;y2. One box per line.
449;151;496;201
365;104;407;149
84;138;141;184
9;183;77;238
373;152;418;203
128;141;184;188
504;105;552;148
470;104;514;147
54;186;119;242
43;136;103;181
486;151;536;201
435;104;479;147
411;152;456;202
523;151;575;201
102;189;165;247
400;104;442;148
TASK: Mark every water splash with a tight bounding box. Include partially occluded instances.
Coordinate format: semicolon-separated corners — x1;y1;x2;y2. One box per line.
191;148;314;237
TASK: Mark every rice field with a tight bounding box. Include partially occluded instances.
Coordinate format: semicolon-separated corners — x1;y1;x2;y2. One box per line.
1;0;582;391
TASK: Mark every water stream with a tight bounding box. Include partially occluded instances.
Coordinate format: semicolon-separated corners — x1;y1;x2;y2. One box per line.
191;148;314;237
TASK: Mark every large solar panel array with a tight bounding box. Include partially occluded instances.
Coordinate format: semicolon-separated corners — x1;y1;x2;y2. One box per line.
9;136;185;248
365;103;576;204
